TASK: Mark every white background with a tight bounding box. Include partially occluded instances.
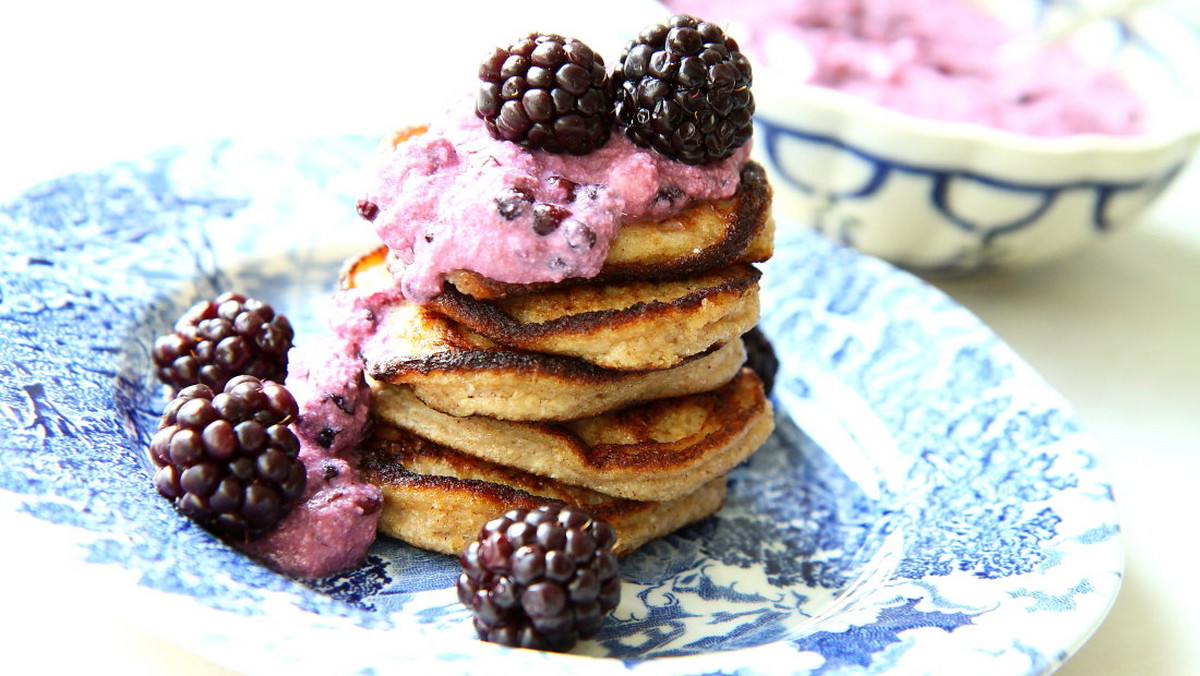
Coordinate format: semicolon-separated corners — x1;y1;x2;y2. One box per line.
2;1;1197;674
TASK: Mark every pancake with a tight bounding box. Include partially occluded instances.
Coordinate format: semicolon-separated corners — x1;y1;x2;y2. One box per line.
342;246;750;421
369;368;773;502
359;424;728;557
345;243;761;372
445;161;774;299
374;126;773;302
369;310;749;421
427;264;761;371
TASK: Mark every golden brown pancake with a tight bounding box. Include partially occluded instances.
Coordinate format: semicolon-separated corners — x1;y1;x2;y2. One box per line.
344;244;761;372
359;424;728;557
342;247;750;421
427;264;761;371
369;368;773;502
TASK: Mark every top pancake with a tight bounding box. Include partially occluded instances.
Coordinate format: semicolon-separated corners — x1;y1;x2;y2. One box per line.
443;161;774;299
375;125;773;301
360;423;729;557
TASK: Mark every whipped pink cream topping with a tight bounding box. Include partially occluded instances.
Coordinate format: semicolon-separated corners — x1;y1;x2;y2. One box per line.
666;0;1145;136
363;100;752;303
237;339;381;578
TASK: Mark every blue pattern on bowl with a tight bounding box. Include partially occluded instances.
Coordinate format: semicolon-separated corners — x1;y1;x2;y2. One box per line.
757;116;1185;246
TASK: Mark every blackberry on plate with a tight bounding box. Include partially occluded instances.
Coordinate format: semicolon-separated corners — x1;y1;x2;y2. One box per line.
152;292;293;394
614;14;754;165
149;375;306;540
476;32;614;155
457;504;621;652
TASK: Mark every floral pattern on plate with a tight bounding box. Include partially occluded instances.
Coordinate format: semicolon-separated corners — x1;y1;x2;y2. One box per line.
0;137;1120;675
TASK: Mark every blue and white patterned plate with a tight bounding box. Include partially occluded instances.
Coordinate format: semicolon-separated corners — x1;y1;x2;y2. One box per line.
0;137;1121;675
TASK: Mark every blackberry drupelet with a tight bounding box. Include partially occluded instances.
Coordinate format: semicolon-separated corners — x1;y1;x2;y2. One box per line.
614;14;754;165
149;376;306;540
457;504;621;652
357;198;379;222
152;292;293;394
476;32;614;155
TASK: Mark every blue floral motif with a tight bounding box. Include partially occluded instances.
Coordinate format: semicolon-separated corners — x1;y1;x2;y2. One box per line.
0;137;1121;675
791;598;975;674
757;232;1096;588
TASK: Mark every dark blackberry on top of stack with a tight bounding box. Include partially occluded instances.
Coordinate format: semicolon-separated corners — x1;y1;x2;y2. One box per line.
476;32;615;155
614;14;755;165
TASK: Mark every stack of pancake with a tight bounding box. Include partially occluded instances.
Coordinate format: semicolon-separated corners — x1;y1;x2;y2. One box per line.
348;158;775;557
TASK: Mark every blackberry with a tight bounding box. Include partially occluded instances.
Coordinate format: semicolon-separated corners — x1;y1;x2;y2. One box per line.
743;326;778;396
476;33;614;155
457;504;621;652
149;376;306;540
152;292;293;394
614;14;754;164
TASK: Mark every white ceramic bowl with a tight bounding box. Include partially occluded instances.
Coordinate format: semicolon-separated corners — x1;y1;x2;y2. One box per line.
749;0;1200;273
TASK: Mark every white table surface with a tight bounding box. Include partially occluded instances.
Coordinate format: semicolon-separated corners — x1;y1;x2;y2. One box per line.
2;2;1197;674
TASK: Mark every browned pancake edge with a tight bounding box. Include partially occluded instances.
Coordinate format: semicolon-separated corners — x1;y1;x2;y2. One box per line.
359;424;729;557
368;368;774;501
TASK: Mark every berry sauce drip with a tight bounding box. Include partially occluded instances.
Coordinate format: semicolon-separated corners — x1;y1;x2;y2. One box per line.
476;32;614;155
457;504;621;652
152;292;293;395
614;14;755;165
149;376;307;540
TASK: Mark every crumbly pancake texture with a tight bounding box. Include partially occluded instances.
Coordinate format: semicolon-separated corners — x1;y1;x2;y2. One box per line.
369;368;773;502
427;264;762;371
359;424;728;557
445;161;774;299
343;247;750;421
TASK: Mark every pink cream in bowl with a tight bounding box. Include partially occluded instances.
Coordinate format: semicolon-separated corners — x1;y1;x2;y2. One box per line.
664;0;1145;137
